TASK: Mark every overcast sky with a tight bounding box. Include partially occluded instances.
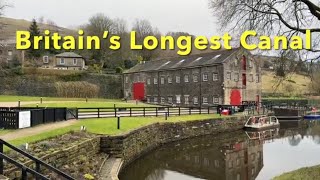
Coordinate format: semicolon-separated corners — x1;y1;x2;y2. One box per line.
4;0;220;37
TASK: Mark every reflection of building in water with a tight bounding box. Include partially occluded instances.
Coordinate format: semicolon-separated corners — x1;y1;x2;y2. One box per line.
223;140;263;180
154;133;264;180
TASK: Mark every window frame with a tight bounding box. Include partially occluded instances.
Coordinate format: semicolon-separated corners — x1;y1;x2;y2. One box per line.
193;74;199;83
60;58;65;64
160;77;165;85
184;95;190;105
203;97;208;104
213;73;218;81
73;58;77;65
168;76;172;84
226;72;231;80
176;95;181;104
176;76;181;84
202;73;208;82
184;74;189;83
154;77;158;85
234;73;239;82
43;56;49;63
193;97;199;105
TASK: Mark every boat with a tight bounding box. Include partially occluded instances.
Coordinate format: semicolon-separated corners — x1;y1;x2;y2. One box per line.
244;115;280;130
304;114;320;120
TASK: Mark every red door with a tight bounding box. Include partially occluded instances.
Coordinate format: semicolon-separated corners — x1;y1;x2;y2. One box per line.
133;83;145;100
230;89;242;105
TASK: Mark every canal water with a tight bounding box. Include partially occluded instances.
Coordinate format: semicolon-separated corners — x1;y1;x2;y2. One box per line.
120;121;320;180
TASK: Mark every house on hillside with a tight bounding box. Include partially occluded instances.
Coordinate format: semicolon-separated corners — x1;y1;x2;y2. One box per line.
123;48;262;106
42;52;86;70
0;39;24;65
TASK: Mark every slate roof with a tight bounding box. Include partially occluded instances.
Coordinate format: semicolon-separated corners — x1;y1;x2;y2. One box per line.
124;48;241;74
55;52;83;58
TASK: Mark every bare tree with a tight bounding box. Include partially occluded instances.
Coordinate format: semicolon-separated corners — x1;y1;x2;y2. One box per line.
132;19;159;61
209;0;320;60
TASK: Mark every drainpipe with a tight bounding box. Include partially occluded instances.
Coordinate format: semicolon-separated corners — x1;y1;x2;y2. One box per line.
199;67;202;109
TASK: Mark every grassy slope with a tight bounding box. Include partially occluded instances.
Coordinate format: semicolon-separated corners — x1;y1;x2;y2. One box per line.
262;71;311;95
0;17;75;39
273;165;320;180
7;114;222;147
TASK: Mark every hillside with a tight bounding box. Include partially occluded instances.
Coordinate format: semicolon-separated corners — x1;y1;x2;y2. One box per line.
0;17;76;40
262;71;311;96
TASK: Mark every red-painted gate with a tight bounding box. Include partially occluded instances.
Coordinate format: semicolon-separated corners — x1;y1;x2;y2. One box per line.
230;89;242;105
133;83;145;100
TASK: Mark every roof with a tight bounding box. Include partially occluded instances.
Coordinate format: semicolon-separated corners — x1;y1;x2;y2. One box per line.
124;48;241;74
55;52;83;58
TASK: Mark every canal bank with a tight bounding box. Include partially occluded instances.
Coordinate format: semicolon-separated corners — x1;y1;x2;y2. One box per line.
99;115;249;179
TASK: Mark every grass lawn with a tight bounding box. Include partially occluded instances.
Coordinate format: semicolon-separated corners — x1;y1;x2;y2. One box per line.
6;114;224;148
23;101;158;108
273;165;320;180
0;95;117;102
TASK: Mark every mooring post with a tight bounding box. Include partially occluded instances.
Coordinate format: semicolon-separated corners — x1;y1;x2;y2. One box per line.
40;97;43;104
18;100;21;108
117;116;121;129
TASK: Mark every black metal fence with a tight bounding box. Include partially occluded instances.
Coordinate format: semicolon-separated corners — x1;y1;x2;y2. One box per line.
77;105;254;119
0;139;75;180
0;108;77;130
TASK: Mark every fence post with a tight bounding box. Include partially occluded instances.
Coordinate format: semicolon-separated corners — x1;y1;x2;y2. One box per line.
21;167;27;180
130;108;132;117
167;107;170;117
40;97;43;104
98;108;100;118
0;141;3;175
143;108;146;117
208;107;210;114
179;107;181;116
36;162;41;180
53;109;56;122
156;108;158;117
189;108;191;115
114;108;117;117
117;116;121;129
18;100;21;108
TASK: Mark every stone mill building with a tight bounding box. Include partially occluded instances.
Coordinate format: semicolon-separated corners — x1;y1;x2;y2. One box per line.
123;48;262;106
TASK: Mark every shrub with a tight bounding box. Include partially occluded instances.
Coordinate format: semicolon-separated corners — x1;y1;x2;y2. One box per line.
115;67;123;74
55;81;100;98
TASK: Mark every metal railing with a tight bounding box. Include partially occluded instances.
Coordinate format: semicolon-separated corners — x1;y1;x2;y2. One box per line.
0;139;75;180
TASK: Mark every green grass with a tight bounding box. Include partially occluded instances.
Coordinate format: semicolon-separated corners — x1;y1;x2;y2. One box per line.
23;101;157;108
0;95;112;102
6;114;224;147
273;165;320;180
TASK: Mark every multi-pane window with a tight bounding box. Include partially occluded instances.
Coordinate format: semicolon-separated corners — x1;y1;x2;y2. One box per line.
60;58;65;64
168;76;172;84
8;50;12;56
249;60;253;68
176;95;181;104
161;97;165;104
203;73;208;82
73;58;77;65
203;97;208;104
184;75;189;83
184;95;190;105
193;75;198;82
147;97;151;103
213;97;219;104
249;74;254;82
154;97;158;103
147;78;151;85
168;97;173;104
154;78;158;84
125;76;129;84
161;77;165;85
256;74;260;83
213;73;218;81
227;72;231;80
194;97;199;105
176;76;181;83
234;73;239;82
43;56;49;63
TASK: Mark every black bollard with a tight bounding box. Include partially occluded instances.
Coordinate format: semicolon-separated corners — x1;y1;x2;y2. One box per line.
18;100;20;108
165;112;168;120
40;97;43;104
86;97;88;103
117;116;121;130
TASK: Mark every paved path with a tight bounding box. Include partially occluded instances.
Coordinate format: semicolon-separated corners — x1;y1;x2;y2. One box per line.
0;120;78;141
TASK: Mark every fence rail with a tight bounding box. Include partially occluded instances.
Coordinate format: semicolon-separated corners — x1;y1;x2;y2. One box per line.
0;139;75;180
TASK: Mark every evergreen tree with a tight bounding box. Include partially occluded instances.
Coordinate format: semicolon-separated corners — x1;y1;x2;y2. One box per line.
27;19;42;59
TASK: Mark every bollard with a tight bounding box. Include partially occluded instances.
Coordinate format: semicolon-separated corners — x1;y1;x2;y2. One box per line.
36;103;39;108
117;116;121;129
40;97;43;104
86;97;88;103
165;112;168;120
18;100;21;108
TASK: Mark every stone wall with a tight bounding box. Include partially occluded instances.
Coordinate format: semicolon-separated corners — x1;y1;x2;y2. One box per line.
100;116;248;169
5;137;100;179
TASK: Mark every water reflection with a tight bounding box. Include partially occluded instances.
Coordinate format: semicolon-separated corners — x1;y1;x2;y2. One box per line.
120;121;320;180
